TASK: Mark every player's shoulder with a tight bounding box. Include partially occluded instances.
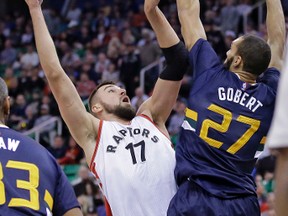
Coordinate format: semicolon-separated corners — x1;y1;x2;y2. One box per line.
134;114;155;124
259;67;280;79
0;127;37;147
3;128;53;155
257;67;280;90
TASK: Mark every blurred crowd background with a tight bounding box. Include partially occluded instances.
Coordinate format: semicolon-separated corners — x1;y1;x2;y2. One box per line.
0;0;287;215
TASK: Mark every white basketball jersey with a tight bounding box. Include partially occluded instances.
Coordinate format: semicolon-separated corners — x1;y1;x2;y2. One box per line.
267;40;288;149
90;115;177;216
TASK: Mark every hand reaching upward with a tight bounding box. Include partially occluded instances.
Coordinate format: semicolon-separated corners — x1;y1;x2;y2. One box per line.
25;0;43;9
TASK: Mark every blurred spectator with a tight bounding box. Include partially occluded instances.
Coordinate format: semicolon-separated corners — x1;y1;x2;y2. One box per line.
119;42;141;97
78;26;92;46
61;46;81;70
138;29;161;67
203;20;226;60
33;103;55;147
130;4;146;28
96;25;107;44
21;23;34;45
9;94;27;128
66;2;82;22
94;52;110;76
41;94;59;116
256;155;276;179
76;73;97;100
72;165;101;201
16;105;37;131
121;28;136;47
168;98;186;146
244;21;258;35
130;86;149;110
29;66;46;92
58;135;84;165
101;62;120;83
20;44;39;69
236;0;253;34
237;0;252;15
81;62;98;84
220;0;240;35
263;171;275;194
264;192;276;216
258;23;268;40
7;77;21;99
86;206;98;216
138;29;161;95
89;38;104;55
17;67;44;98
76;182;104;215
3;66;14;88
224;30;237;51
47;134;67;160
256;174;269;213
83;49;97;65
0;39;17;65
107;36;122;63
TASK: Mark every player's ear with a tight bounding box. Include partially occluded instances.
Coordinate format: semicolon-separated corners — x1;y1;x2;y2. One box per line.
3;96;10;116
233;55;242;68
91;103;103;114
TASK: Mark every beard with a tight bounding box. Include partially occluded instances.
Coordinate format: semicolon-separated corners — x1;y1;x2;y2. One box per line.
223;56;233;70
102;102;136;121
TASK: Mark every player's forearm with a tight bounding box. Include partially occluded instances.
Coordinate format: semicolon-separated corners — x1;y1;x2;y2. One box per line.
275;148;288;216
176;0;206;50
266;0;285;53
144;6;179;48
28;7;63;78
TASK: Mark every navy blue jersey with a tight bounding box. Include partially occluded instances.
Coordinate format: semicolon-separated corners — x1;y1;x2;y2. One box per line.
175;39;279;198
0;126;80;215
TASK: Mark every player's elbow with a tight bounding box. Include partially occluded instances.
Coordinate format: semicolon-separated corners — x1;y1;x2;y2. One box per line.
40;60;64;80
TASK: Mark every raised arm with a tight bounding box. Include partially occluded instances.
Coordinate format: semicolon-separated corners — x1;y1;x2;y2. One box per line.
266;0;286;70
25;0;98;161
139;0;188;133
176;0;206;51
144;0;179;48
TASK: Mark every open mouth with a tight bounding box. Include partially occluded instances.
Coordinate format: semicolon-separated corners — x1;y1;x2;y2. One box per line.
122;96;129;103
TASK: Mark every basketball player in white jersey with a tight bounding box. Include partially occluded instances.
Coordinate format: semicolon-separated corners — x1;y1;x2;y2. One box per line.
25;0;189;215
267;37;288;216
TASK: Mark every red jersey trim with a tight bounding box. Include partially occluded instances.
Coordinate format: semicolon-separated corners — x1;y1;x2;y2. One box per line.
104;197;113;216
89;120;103;170
138;113;154;122
138;114;172;142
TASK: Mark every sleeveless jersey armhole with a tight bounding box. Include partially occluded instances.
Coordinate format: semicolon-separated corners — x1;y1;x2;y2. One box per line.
89;120;103;169
138;114;172;144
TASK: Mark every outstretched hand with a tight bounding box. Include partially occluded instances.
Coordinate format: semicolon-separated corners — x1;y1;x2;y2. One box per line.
25;0;43;9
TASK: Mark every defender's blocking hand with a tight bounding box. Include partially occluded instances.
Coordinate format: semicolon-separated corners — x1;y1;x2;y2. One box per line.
25;0;43;9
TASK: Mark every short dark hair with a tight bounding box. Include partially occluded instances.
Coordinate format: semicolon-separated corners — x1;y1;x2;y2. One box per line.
0;78;8;113
236;34;271;76
88;81;116;112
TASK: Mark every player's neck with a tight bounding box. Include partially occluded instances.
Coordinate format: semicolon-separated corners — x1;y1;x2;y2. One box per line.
102;114;131;125
0;118;6;127
234;71;257;84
